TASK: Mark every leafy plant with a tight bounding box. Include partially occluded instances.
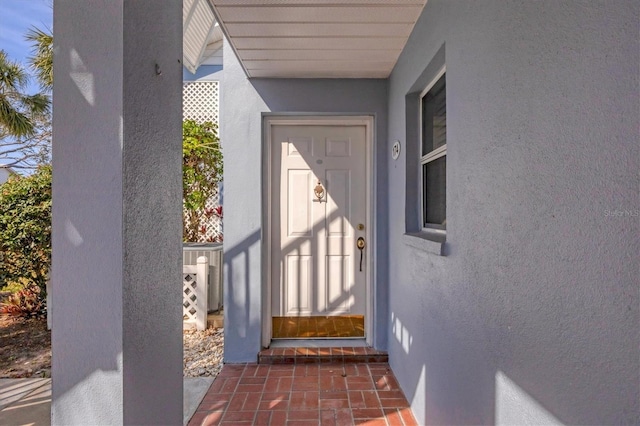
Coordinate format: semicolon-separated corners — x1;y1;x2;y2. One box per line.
1;27;52;170
183;120;223;242
0;284;45;318
0;165;51;298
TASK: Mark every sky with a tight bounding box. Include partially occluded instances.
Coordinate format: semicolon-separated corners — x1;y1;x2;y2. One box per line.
0;0;52;169
0;0;53;95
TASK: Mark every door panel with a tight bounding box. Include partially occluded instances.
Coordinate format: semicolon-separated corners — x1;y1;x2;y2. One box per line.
271;124;367;318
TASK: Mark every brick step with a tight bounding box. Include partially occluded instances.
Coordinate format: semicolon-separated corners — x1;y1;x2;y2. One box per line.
258;347;388;364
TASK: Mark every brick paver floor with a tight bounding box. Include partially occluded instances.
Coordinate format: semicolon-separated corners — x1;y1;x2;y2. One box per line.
188;362;418;426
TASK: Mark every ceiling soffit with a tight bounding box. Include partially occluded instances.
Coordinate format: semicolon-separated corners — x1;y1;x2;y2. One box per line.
209;0;428;78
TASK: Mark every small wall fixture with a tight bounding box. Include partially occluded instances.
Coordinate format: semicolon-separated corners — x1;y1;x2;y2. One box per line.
392;140;401;160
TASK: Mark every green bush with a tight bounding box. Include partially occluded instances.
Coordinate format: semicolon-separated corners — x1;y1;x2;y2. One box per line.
0;165;51;299
183;120;223;242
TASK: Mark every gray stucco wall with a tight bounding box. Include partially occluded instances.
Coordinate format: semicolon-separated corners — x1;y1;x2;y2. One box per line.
387;1;639;425
221;40;388;362
52;1;183;423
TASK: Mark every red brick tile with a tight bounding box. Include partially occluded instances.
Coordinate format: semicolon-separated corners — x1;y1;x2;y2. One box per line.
269;410;288;425
218;365;246;377
319;391;348;400
319;398;350;409
200;392;232;405
220;378;240;393
197;398;229;411
264;377;280;392
268;368;294;377
227;393;248;411
240;376;266;385
398;407;419;426
292;376;318;391
221;410;255;422
349;391;366;408
290;391;320;410
335;408;353;425
277;377;294;391
384;376;401;391
187;411;207;426
220;421;253;426
384;408;404;426
374;376;390;391
379;398;409;408
201;411;224;426
347;376;375;391
288;409;319;420
236;383;265;393
254;411;272;426
351;408;384;419
321;376;346;391
362;390;381;408
207;379;226;393
287;421;319;426
358;419;388;426
377;390;406;400
242;392;262;411
293;365;308;376
262;391;290;402
305;365;320;376
243;365;260;377
320;409;336;426
259;398;289;410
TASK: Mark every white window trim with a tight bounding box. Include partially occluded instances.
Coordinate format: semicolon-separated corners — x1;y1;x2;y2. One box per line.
419;66;447;232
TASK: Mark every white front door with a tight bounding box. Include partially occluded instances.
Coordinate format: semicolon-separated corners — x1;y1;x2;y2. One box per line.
270;124;367;317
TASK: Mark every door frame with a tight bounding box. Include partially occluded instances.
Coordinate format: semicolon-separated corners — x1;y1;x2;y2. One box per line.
262;114;375;348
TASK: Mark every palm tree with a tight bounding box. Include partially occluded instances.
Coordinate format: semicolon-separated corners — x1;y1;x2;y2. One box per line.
0;49;50;139
25;27;53;91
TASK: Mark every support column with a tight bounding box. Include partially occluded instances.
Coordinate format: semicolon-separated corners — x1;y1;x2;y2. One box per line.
51;1;183;424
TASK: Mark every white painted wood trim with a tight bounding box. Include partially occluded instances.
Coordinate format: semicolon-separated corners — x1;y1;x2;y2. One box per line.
262;115;375;348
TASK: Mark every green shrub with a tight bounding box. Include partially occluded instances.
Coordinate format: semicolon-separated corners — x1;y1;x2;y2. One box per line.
183;120;223;242
0;165;51;299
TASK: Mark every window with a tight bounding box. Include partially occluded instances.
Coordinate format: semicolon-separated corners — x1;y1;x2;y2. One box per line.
420;68;446;230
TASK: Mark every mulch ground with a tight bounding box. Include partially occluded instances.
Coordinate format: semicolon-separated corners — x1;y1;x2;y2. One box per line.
0;315;51;378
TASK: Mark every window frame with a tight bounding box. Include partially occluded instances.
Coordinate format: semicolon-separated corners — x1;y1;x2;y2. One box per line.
419;66;447;231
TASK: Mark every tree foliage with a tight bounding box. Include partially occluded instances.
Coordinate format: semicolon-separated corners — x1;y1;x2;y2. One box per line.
25;27;53;91
0;165;51;299
0;49;49;139
0;27;52;170
183;120;223;242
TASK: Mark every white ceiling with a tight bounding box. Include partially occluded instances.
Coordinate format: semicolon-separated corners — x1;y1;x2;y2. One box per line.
208;0;428;78
184;0;225;72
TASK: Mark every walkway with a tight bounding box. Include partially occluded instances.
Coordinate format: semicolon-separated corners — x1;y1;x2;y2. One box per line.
189;363;418;426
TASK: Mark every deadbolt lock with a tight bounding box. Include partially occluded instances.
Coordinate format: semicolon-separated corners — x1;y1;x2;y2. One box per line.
357;223;365;230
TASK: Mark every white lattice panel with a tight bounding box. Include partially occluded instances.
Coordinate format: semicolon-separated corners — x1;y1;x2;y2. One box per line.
183;272;200;321
183;81;219;124
183;184;223;242
183;80;223;242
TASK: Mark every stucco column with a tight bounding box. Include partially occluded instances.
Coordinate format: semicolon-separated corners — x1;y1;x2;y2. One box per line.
51;1;183;424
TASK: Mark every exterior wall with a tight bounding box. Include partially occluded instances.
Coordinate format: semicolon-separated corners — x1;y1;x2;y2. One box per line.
387;1;639;425
52;1;183;423
183;65;223;82
221;39;388;362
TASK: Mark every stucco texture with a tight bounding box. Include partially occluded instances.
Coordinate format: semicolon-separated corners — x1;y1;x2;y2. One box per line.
52;1;183;424
221;39;388;362
387;1;639;424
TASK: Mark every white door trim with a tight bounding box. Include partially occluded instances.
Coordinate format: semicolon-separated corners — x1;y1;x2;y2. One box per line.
262;115;375;348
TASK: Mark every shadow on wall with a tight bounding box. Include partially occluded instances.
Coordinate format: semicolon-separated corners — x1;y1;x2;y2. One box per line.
223;205;365;361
